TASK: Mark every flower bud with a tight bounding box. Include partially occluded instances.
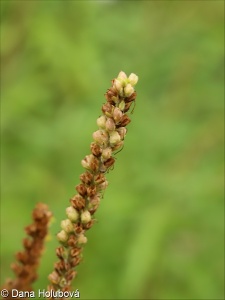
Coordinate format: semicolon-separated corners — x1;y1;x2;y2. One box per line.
117;127;127;140
81;210;92;224
101;147;112;160
77;234;88;245
113;79;123;92
93;130;109;146
113;107;123;123
90;142;102;157
61;219;74;233
97;115;106;129
66;207;79;222
128;73;138;86
57;230;68;243
111;95;119;104
81;154;94;170
105;118;116;132
124;83;134;97
109;131;121;146
117;71;127;81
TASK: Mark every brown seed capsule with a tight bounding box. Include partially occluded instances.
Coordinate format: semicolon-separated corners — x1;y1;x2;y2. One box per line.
94;173;106;185
75;184;87;197
89;156;100;173
70;194;85;210
54;261;65;272
124;101;133;112
71;256;82;267
120;114;131;127
56;247;65;259
73;223;84;234
66;270;77;282
48;271;61;285
80;171;93;185
102;103;113;118
90;142;102;157
16;252;28;264
125;91;137;103
67;235;77;247
70;247;82;257
87;185;97;198
23;238;32;250
103;157;115;169
83;219;95;230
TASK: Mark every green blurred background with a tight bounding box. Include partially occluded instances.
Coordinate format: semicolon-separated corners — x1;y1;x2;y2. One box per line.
1;1;224;299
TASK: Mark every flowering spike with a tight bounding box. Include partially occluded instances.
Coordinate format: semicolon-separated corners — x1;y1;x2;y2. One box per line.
48;71;138;293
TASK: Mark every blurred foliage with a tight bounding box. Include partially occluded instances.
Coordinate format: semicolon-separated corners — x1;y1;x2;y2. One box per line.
0;1;224;299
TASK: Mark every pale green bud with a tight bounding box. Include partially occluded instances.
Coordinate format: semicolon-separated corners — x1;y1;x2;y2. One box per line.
114;79;123;92
81;210;92;224
119;100;125;111
61;219;74;233
97;115;106;129
128;73;138;86
101;147;112;160
117;71;127;81
77;234;88;245
109;131;121;146
57;230;68;243
66;206;79;222
124;84;134;97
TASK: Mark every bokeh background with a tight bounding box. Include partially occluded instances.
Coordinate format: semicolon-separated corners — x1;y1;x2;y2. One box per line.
1;1;224;299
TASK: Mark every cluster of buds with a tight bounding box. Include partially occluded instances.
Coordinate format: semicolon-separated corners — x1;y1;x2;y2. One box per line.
1;203;52;297
48;71;138;295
